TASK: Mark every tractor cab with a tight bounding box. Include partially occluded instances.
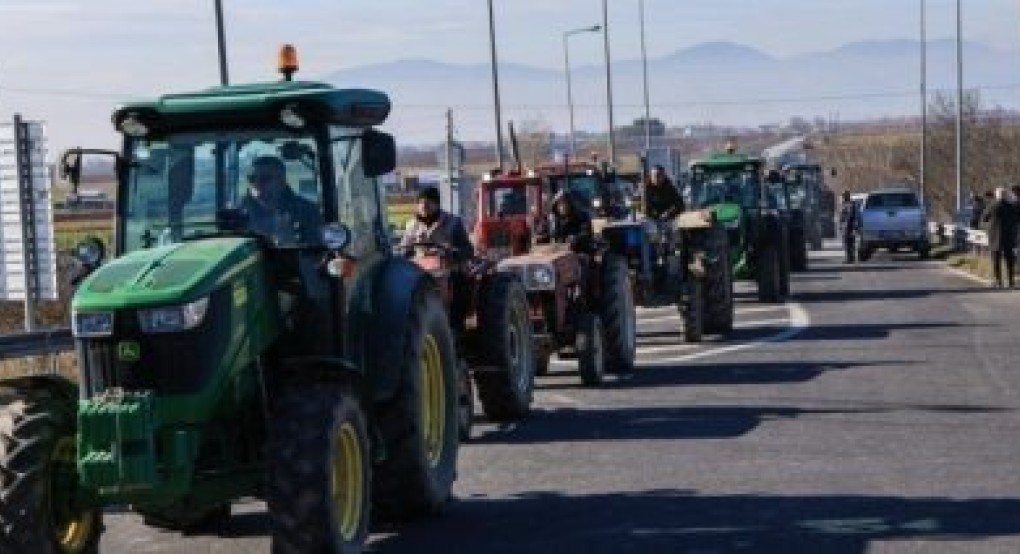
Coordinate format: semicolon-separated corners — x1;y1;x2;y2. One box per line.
536;161;633;219
472;170;545;259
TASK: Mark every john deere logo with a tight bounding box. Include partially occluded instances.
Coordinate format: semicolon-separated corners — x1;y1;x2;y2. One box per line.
117;341;141;363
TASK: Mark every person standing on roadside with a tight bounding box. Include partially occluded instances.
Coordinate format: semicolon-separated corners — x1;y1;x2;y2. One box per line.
970;192;986;230
838;191;859;264
980;187;1018;289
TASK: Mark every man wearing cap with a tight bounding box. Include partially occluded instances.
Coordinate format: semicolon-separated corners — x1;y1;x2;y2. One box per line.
241;155;322;245
400;186;474;261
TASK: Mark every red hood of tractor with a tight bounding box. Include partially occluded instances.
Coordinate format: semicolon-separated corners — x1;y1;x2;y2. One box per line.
473;215;532;258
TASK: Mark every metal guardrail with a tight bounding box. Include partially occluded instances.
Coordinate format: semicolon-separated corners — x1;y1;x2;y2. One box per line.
0;328;73;361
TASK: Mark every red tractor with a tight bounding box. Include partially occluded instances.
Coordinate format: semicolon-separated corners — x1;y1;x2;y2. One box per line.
403;241;535;439
472;170;636;385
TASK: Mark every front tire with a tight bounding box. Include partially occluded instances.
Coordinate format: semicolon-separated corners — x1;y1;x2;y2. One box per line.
577;314;607;386
601;256;636;374
269;385;369;553
702;229;734;334
373;288;459;520
756;243;782;303
682;279;704;343
474;274;535;421
0;387;101;554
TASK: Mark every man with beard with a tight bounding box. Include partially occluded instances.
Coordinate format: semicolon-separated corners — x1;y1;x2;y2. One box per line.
400;186;474;260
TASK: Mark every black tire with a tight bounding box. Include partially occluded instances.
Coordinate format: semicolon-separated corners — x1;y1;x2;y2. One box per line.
756;243;782;303
458;361;474;442
917;242;931;260
474;274;535;421
791;229;809;272
0;387;101;554
702;229;734;334
535;351;552;377
858;242;873;262
682;278;705;343
373;288;459;521
779;228;792;298
601;256;636;374
269;384;370;554
577;313;606;386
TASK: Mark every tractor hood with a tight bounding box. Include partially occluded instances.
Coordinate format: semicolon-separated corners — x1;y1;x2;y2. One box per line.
73;238;262;312
711;202;742;225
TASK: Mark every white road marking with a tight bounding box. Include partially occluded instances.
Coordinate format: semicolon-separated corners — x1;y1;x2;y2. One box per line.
735;305;788;315
643;302;810;366
733;318;790;329
635;343;700;355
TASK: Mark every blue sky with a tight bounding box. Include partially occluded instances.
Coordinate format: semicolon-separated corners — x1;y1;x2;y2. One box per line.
0;0;1015;150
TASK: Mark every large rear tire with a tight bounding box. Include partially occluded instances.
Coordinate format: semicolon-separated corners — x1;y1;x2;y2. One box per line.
601;256;636;374
577;313;606;386
682;279;705;343
702;229;734;334
756;243;782;304
269;384;369;553
474;274;535;421
373;288;459;521
791;228;809;272
0;387;101;554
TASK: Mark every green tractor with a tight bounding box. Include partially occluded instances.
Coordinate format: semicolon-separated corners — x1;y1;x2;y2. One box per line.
687;151;791;304
0;52;463;552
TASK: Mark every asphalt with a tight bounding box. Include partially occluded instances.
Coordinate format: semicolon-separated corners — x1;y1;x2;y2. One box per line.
100;243;1020;553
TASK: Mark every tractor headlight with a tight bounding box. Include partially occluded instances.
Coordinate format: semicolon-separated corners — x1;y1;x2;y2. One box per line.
137;297;210;334
72;311;114;338
526;265;555;290
593;198;604;210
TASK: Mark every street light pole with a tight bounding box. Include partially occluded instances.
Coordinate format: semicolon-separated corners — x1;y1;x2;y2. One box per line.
639;0;652;154
602;0;616;165
955;0;963;213
920;0;927;205
214;0;229;85
563;25;602;160
487;0;506;169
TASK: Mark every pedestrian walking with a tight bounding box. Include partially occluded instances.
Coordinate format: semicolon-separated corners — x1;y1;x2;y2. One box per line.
970;192;986;229
980;187;1018;289
837;191;859;263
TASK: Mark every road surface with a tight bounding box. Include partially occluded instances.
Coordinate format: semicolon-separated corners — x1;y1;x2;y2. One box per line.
102;244;1020;553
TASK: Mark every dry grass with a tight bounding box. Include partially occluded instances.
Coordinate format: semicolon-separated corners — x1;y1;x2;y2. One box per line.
947;253;993;282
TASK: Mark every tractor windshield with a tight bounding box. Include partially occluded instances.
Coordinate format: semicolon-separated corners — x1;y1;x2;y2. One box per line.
485;184;535;217
689;167;769;209
548;174;601;206
122;129;325;253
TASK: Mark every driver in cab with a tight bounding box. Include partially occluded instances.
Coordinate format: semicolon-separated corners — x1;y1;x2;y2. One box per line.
644;165;685;220
400;186;474;262
240;155;322;244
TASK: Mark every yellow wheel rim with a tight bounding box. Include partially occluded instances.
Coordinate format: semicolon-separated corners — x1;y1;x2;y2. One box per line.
420;334;446;468
330;421;365;542
50;437;95;554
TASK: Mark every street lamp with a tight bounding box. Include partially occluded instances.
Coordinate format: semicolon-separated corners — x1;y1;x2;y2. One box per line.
487;0;505;169
954;0;963;214
563;25;602;159
602;0;616;165
919;0;927;205
639;0;651;154
214;0;229;85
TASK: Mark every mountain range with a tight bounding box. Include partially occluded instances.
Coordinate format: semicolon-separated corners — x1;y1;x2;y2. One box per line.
321;39;1020;146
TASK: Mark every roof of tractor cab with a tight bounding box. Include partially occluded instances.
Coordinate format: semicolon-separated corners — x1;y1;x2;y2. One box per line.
112;80;391;134
689;152;764;169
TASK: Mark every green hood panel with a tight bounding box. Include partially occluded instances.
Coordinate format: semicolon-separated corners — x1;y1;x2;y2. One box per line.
711;203;742;224
73;238;262;311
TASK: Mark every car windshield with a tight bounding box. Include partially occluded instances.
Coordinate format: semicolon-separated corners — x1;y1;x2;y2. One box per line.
865;192;920;209
123;129;324;252
689;167;772;209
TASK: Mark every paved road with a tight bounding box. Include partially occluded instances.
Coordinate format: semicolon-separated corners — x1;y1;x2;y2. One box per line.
101;244;1020;553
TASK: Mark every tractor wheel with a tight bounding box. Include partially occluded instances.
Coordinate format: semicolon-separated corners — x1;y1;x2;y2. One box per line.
0;387;101;554
791;230;809;272
702;229;734;335
601;256;637;374
577;313;607;386
474;274;535;421
458;361;474;442
269;384;369;553
858;243;873;262
682;278;705;343
373;288;458;520
779;231;792;298
535;351;552;377
756;243;782;304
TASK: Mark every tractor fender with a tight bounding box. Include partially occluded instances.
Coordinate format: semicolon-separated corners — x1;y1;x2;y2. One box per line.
0;374;79;406
361;257;437;403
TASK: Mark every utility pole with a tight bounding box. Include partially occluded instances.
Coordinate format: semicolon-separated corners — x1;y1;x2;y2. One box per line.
214;0;229;85
955;0;963;213
639;0;652;154
920;0;928;204
487;0;505;169
602;0;616;165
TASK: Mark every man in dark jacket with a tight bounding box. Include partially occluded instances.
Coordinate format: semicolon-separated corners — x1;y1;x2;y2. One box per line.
969;192;986;230
537;190;594;253
981;187;1018;288
400;186;475;262
241;156;323;245
644;165;684;220
837;191;859;263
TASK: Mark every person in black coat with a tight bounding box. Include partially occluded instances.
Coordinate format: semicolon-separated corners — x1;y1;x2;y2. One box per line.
980;187;1018;288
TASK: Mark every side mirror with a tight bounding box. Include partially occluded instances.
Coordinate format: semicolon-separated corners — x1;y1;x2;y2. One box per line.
60;149;83;192
70;236;106;287
321;222;352;251
363;129;396;178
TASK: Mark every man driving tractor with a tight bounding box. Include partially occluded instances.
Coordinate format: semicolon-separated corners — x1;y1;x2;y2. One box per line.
400;185;475;261
644;164;685;220
240;155;323;244
535;189;595;253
